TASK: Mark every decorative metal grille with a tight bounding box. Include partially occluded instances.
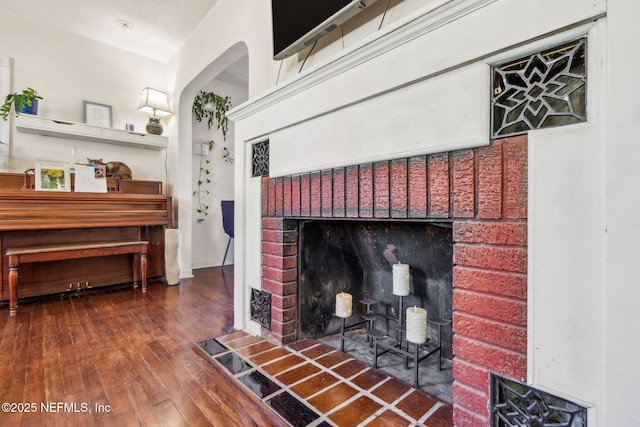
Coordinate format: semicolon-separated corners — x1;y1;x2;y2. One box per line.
491;374;588;426
252;140;270;177
492;38;587;138
250;288;271;330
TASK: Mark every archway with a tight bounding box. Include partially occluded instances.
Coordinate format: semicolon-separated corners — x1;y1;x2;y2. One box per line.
175;42;248;279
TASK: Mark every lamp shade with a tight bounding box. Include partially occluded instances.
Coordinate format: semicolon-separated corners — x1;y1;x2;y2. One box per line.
138;87;171;117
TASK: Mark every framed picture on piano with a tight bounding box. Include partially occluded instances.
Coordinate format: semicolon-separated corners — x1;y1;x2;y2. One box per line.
35;160;71;192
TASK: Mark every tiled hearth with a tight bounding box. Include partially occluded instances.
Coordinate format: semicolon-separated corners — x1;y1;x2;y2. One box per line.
195;330;452;427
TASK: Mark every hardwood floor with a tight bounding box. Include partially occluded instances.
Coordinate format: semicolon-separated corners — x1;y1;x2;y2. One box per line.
0;266;286;426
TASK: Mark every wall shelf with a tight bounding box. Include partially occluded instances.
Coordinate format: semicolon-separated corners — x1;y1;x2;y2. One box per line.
16;114;168;150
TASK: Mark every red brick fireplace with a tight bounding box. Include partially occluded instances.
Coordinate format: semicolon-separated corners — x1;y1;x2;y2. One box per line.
260;135;527;426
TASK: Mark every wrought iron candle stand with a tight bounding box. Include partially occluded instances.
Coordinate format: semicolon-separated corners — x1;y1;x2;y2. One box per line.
337;314;365;352
395;294;406;344
372;316;450;388
336;292;450;388
337;298;386;351
372;292;449;388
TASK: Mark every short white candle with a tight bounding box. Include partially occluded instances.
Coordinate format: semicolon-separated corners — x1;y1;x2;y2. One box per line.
335;292;353;318
393;263;410;296
406;306;427;344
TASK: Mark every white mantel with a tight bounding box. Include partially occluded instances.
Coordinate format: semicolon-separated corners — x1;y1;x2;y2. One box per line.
229;0;605;176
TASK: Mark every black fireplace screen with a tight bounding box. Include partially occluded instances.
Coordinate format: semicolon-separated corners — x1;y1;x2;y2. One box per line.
491;373;588;426
251;288;272;330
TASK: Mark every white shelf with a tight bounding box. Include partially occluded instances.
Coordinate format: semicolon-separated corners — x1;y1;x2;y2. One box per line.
16;114;168;150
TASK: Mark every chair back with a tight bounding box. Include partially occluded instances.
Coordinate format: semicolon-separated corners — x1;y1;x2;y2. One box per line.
221;200;234;238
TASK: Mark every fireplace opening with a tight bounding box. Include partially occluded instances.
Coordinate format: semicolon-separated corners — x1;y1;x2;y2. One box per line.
298;219;453;360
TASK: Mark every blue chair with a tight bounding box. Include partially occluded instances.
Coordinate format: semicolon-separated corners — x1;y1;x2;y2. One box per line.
221;200;234;266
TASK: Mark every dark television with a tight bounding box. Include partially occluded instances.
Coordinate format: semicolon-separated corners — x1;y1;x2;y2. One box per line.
271;0;380;60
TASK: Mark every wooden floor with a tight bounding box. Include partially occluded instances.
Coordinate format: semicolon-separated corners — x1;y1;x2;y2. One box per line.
0;266;286;427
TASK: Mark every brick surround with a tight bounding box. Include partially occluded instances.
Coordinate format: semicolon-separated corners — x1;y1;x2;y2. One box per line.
261;135;528;426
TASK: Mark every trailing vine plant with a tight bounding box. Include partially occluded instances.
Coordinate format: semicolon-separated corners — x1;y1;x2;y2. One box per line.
192;90;232;218
193;140;214;218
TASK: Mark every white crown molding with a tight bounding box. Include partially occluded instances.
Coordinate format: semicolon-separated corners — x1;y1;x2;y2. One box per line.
227;0;497;122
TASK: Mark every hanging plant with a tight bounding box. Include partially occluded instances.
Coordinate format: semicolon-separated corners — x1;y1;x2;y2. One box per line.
193;140;214;217
192;91;231;138
192;91;232;218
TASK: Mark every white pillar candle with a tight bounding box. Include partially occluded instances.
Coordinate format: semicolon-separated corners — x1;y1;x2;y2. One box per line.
406;306;427;344
392;262;410;296
335;292;353;318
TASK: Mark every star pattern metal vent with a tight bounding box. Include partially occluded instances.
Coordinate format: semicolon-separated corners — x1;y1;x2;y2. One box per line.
491;374;588;426
252;140;270;178
492;38;587;138
250;288;271;330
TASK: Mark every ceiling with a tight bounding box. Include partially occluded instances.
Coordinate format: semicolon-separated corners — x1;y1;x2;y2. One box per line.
0;0;220;62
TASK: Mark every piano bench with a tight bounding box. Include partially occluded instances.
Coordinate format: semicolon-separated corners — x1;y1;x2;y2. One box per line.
6;241;148;316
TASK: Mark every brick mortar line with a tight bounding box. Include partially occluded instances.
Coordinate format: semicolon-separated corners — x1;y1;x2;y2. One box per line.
453;286;527;303
453;311;528;330
453;264;527;277
452;377;489;397
455;333;527;358
454;404;488;425
453;241;528;249
452;263;527;276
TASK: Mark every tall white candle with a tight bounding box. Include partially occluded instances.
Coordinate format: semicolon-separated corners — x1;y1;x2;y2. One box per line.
393;263;410;296
406;306;427;344
335;292;353;318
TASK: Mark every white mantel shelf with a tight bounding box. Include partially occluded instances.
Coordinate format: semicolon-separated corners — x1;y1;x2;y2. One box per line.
16;114;168;150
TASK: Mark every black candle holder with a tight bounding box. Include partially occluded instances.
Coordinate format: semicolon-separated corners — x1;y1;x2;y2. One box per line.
335;314;369;352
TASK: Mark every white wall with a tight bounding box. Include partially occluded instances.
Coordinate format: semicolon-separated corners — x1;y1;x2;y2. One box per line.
191;78;247;269
0;56;10;169
605;1;640;426
0;11;170;181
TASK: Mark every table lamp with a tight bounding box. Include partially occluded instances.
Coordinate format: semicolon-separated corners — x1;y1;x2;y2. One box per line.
138;87;171;135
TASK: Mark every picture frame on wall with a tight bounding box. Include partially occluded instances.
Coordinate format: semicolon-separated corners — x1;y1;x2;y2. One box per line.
83;100;112;128
35;160;71;192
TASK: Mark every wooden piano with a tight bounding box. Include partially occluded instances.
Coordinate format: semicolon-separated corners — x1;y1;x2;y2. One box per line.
0;172;173;311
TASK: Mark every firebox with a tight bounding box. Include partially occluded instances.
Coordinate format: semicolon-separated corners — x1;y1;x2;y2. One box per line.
297;219;453;360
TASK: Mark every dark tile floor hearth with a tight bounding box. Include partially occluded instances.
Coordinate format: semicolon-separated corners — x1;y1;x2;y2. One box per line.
194;330;453;427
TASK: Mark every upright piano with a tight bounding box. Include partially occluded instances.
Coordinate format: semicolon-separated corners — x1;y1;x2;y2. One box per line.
0;172;172;305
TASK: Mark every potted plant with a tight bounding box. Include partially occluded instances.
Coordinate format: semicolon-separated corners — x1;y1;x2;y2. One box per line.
192;90;231;139
1;87;42;121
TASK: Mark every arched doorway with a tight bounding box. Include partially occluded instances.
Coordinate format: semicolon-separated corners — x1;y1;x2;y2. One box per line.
171;43;249;333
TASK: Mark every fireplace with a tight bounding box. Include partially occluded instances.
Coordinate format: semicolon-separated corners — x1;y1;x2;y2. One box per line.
259;135;528;425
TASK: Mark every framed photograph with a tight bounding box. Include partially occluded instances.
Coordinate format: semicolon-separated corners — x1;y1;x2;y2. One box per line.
35;160;71;192
83;100;112;128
